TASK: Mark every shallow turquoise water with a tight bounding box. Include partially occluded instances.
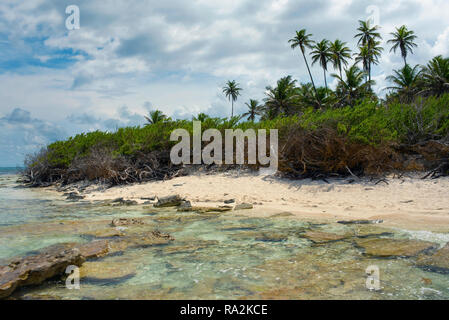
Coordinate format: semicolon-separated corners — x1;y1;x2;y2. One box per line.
1;174;449;300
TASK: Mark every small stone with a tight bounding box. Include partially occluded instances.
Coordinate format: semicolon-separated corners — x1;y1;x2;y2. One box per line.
234;203;254;210
224;199;235;204
154;195;183;207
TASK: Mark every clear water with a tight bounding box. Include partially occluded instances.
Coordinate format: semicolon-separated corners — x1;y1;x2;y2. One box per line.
1;174;449;300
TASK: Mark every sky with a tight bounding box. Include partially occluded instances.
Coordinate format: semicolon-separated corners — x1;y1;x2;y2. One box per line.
1;0;449;166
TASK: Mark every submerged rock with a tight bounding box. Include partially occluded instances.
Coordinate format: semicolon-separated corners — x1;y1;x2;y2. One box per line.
0;244;85;299
77;240;110;259
416;243;449;274
83;228;124;238
111;218;144;227
234;203;254;210
80;260;137;282
255;233;288;242
302;231;348;243
355;238;437;258
154;195;183;207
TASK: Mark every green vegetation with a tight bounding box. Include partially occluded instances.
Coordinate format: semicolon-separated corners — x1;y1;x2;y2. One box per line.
23;21;449;185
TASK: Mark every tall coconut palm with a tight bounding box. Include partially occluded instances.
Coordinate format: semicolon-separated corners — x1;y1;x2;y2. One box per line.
421;55;449;97
263;75;299;118
332;65;373;106
222;80;242;118
387;25;418;67
354;20;382;86
242;99;262;121
144;110;167;125
288;29;317;95
386;64;422;101
329;40;352;79
311;39;332;90
354;40;383;89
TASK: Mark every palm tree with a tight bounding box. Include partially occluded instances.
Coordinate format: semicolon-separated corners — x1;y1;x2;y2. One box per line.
354;20;383;86
263;75;299;118
386;64;422;101
222;80;242;118
144;110;167;125
330;40;352;79
311;39;332;90
288;29;317;95
332;65;373;106
387;25;418;67
193;113;210;122
242;99;262;121
420;55;449;97
354;40;383;89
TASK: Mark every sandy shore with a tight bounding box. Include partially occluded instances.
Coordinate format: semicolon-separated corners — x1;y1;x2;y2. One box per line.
51;171;449;232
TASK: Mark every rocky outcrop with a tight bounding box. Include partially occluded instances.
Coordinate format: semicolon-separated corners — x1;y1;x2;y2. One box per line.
111;218;144;227
416;243;449;274
154;195;183;207
302;231;348;243
0;244;85;299
0;229;174;299
234;203;254;210
355;238;437;258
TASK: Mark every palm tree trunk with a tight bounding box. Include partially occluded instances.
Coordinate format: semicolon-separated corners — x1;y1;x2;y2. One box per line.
323;68;328;90
404;56;407;67
339;65;343;79
302;49;317;95
368;62;371;91
231;100;234;118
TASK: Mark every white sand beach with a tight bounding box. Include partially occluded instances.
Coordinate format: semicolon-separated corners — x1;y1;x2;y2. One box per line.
55;171;449;232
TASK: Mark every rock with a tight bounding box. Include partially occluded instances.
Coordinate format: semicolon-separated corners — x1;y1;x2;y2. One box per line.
80;260;136;282
177;206;232;213
255;233;288;242
338;220;383;225
108;231;174;252
83;228;124;238
224;199;235;204
111;198;138;206
77;240;110;259
154;195;183;207
162;240;219;254
302;231;348;243
140;196;156;201
416;243;449;274
0;244;85;299
234;203;254;210
111;218;144;227
353;225;394;238
178;200;192;209
355;238;437;258
65;192;84;201
269;212;294;218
